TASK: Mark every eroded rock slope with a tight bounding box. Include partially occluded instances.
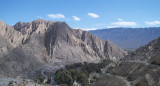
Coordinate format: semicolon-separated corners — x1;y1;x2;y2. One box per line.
0;19;126;77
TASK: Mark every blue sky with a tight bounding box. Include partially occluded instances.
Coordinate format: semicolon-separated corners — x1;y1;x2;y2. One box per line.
0;0;160;30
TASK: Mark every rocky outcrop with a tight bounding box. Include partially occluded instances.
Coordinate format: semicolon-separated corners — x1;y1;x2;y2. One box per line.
0;19;126;77
0;20;24;59
124;37;160;65
112;62;160;86
105;36;160;86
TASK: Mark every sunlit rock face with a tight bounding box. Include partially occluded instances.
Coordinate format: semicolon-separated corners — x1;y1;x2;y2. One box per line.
0;19;126;77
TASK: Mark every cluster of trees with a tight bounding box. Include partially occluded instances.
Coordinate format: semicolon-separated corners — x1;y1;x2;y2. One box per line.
55;69;88;86
55;59;112;86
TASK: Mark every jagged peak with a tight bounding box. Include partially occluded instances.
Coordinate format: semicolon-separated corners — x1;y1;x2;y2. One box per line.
12;19;72;36
13;19;67;27
32;19;46;23
14;19;52;27
14;19;45;26
32;19;63;25
14;21;27;26
54;21;68;26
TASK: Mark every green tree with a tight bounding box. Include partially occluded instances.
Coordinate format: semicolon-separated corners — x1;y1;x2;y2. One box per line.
55;70;73;86
78;73;88;86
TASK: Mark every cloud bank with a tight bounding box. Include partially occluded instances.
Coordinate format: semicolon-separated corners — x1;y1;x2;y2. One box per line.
48;14;65;19
111;21;137;26
75;27;97;31
145;21;160;25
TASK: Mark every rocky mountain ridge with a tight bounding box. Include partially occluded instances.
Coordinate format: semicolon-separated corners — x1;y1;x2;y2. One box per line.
109;36;160;86
125;36;160;65
0;19;126;77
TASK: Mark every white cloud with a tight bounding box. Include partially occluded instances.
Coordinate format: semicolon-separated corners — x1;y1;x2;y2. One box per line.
145;21;160;25
75;27;97;31
88;13;99;18
107;26;120;28
47;13;65;19
111;21;137;26
72;16;80;21
84;28;97;31
118;18;123;21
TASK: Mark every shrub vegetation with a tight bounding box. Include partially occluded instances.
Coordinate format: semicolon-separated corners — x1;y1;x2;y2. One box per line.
55;59;112;86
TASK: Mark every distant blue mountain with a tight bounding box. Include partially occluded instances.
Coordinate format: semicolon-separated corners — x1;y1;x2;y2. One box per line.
90;27;160;49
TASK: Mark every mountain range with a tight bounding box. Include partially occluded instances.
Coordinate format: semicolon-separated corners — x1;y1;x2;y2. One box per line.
0;19;126;77
0;19;160;86
90;27;160;49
